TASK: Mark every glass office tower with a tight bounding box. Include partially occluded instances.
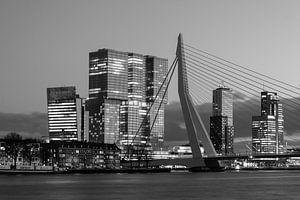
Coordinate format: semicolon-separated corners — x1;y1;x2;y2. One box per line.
88;49;128;143
252;91;284;154
88;49;168;153
146;56;168;150
119;53;147;147
47;86;89;141
210;86;234;155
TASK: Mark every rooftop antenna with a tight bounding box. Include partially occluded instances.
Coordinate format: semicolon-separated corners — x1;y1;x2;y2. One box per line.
219;80;225;88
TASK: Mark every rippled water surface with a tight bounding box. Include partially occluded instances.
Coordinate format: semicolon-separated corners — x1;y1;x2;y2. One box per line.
0;171;299;200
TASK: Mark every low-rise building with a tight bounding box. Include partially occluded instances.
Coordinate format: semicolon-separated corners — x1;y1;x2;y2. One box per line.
0;139;120;170
41;141;120;170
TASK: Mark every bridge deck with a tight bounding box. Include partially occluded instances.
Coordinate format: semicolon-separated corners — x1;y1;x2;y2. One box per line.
205;153;300;160
122;153;300;168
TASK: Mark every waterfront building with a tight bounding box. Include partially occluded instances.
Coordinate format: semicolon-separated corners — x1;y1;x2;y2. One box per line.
47;86;89;141
0;141;8;167
0;139;120;170
210;86;234;155
252;91;284;154
87;49;168;153
41;141;120;170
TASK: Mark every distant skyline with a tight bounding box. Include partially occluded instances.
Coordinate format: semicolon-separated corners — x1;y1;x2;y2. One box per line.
1;0;300;113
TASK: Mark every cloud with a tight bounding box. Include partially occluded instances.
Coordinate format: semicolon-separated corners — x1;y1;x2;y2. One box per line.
232;91;249;102
164;101;255;140
0;98;300;150
0;112;48;138
178;123;186;129
164;99;300;149
164;102;187;141
285;134;300;142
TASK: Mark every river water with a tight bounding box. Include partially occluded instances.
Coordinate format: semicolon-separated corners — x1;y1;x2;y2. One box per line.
0;171;299;200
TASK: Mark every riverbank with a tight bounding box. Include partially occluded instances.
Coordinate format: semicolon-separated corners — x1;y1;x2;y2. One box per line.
0;168;172;175
1;166;300;175
238;166;300;171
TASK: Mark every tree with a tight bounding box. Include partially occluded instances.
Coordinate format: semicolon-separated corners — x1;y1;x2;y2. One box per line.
4;132;23;169
4;132;22;141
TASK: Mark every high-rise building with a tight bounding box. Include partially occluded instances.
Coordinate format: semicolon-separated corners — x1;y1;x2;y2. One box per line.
119;53;147;148
210;86;234;155
88;49;128;144
252;91;284;154
87;49;167;152
77;97;90;142
47;86;89;141
146;56;168;150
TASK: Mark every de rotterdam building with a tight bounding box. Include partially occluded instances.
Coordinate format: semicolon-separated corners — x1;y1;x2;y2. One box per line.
87;49;168;153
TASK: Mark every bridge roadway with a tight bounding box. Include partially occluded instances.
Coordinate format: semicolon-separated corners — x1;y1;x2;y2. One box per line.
121;152;300;168
205;152;300;160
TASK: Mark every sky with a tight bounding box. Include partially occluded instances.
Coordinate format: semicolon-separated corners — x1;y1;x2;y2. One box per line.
1;0;300;114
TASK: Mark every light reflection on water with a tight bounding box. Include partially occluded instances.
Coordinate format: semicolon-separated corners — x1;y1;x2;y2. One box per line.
0;171;299;200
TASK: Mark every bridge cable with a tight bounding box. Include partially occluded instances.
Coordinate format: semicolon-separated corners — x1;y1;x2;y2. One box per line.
184;52;300;108
185;57;300;112
124;57;178;160
184;43;300;92
138;58;178;160
187;68;264;118
186;58;300;124
186;60;300;123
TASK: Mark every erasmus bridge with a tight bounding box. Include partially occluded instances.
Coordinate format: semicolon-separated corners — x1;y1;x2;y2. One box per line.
122;34;300;170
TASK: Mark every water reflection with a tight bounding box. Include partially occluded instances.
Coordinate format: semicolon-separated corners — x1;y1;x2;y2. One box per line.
0;171;299;200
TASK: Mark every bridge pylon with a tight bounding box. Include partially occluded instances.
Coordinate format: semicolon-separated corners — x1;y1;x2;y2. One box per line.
176;33;222;170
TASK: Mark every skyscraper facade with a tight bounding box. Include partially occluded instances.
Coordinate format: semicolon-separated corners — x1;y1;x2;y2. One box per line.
47;86;89;141
88;49;128;144
120;53;148;149
210;86;234;155
146;56;168;150
252;91;284;154
87;49;167;152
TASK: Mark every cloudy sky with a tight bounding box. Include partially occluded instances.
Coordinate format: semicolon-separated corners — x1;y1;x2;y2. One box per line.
1;0;300;148
1;0;300;113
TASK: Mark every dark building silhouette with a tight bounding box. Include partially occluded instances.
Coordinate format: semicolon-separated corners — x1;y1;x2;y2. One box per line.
0;138;120;170
41;141;120;169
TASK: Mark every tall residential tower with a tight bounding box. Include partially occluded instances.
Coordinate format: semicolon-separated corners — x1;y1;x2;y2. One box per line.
252;91;284;154
210;86;234;155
